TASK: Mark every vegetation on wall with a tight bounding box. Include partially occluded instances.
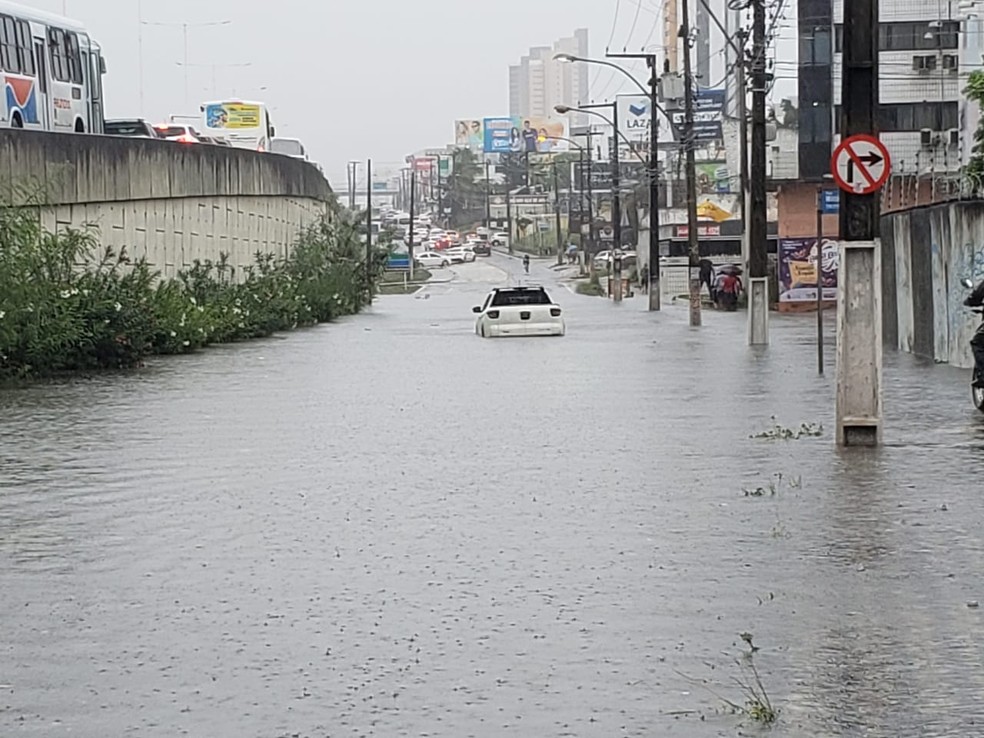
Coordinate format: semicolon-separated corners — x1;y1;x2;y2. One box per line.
0;194;386;380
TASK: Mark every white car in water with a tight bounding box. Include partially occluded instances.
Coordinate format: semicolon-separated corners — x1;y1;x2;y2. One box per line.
445;246;476;264
473;286;565;338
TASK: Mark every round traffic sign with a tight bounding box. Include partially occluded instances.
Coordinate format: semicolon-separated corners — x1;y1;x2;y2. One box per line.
830;134;891;195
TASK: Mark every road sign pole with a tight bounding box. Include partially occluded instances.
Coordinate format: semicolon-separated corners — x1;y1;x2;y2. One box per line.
835;0;882;448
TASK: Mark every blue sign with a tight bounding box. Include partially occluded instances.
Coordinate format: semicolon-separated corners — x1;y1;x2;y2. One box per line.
386;254;411;271
821;189;840;214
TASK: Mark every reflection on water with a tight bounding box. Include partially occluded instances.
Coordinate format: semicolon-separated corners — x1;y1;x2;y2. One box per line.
3;277;984;737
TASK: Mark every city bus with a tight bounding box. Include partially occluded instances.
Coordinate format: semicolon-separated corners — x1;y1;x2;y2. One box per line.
199;99;275;151
0;1;106;132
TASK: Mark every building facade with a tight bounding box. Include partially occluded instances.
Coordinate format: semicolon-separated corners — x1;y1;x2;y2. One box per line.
509;29;590;124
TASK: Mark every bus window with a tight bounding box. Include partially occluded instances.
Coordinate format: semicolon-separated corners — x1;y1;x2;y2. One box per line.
15;20;34;76
66;32;82;84
0;15;16;72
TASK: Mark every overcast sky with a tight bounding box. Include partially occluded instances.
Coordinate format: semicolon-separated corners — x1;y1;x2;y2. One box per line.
26;0;796;191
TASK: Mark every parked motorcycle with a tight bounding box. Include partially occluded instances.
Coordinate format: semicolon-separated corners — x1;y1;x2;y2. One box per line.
960;277;984;412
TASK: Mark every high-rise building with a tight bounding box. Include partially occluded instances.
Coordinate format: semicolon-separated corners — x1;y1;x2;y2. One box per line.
830;0;964;179
509;29;589;123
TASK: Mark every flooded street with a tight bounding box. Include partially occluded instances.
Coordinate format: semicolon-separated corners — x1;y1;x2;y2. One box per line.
3;253;984;737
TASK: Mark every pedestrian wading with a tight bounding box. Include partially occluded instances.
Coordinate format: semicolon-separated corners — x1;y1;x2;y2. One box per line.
0;198;386;380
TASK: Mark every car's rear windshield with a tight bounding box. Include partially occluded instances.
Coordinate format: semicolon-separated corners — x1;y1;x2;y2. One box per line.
491;289;552;307
155;126;187;137
106;122;147;135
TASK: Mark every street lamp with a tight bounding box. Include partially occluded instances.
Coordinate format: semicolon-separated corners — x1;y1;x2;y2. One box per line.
555;52;663;310
556;102;626;303
175;61;251;98
142;18;232;108
543;135;588;267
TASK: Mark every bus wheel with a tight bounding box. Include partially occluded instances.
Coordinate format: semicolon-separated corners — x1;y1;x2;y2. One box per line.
11;114;23;128
74;120;85;133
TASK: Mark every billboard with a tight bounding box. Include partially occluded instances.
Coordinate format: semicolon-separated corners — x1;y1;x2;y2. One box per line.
778;237;839;304
695;162;732;195
454;119;484;150
483;116;569;154
668;89;725;142
204;102;261;129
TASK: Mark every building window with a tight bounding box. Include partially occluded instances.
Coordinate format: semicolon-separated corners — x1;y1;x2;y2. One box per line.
800;104;832;143
835;21;960;52
799;28;832;66
835;102;959;132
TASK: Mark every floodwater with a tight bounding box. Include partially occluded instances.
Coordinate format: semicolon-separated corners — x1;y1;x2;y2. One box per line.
2;254;984;737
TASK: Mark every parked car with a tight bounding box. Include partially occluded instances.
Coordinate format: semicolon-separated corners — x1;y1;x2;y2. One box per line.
415;251;451;269
593;249;636;269
473;286;565;338
490;232;510;248
104;118;161;138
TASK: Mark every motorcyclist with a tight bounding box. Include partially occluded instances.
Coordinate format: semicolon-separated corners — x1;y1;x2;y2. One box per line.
965;279;984;386
522;254;530;274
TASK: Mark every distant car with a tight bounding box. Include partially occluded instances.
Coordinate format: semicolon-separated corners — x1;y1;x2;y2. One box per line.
490;232;510;248
594;249;636;269
445;246;476;264
270;137;309;160
104;118;160;138
155;123;204;143
445;230;461;244
470;241;491;257
473;285;565;338
415;251;451;269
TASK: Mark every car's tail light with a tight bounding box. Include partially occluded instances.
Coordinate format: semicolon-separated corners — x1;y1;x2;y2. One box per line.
487;310;500;319
177;135;196;144
550;308;562;317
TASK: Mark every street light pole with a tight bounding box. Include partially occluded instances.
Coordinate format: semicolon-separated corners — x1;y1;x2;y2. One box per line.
553;160;563;266
681;0;702;327
484;158;491;231
606;51;661;310
142;18;231;109
561;102;622;302
748;0;770;344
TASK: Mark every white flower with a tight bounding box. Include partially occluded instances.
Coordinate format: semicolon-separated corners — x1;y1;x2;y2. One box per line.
182;340;190;347
114;302;122;312
170;331;177;337
189;296;197;306
60;289;72;299
0;310;5;319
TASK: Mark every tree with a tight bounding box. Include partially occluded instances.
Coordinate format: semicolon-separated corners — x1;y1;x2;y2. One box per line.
966;70;984;188
445;148;485;228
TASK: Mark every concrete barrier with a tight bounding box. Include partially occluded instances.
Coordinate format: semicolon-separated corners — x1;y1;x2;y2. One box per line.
881;201;984;369
0;130;333;278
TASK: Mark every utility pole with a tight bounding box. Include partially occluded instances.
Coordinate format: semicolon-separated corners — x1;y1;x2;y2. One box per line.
836;0;882;447
435;155;443;227
583;134;596;274
553;160;563;266
611;104;623;303
681;0;701;326
748;0;769;344
505;186;513;254
484;158;492;232
366;159;373;296
408;170;416;281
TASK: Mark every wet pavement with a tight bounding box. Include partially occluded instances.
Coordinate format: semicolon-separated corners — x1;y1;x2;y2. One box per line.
3;252;984;737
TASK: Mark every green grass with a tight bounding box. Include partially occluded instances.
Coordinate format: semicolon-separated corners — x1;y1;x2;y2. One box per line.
377;267;432;295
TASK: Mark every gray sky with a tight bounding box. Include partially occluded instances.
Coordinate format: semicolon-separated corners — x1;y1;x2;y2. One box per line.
27;0;796;191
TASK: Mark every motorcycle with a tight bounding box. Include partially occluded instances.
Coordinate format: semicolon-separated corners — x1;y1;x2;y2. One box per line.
960;277;984;412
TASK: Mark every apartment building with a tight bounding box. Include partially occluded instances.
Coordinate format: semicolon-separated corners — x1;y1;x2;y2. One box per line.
832;0;965;179
508;29;589;122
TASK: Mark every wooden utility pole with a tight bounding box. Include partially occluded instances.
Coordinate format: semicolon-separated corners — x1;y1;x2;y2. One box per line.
366;158;372;293
681;0;701;326
836;0;883;447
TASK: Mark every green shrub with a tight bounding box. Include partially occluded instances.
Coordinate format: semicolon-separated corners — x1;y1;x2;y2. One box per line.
0;201;386;380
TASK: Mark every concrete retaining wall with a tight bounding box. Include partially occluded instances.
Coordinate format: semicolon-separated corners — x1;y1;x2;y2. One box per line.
0;130;333;278
881;201;984;369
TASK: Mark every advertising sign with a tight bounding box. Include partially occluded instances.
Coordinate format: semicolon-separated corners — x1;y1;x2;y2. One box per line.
617;94;651;142
778;237;839;303
669;89;725;142
695;162;732;194
454;119;484;150
483;116;569;154
205;103;261;129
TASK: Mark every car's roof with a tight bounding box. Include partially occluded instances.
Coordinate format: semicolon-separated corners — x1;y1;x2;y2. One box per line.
492;285;547;293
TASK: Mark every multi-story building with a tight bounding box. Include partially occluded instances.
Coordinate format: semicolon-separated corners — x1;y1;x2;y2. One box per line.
833;0;963;181
509;29;589;123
